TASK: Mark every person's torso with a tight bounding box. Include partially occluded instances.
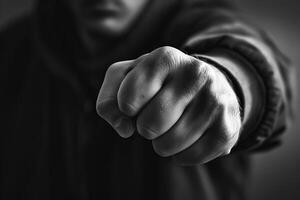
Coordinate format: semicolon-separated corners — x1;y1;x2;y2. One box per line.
1;15;250;200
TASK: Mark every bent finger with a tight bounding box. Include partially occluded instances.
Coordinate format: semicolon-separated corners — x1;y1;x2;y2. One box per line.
172;119;239;165
152;90;218;157
117;53;169;116
96;60;136;138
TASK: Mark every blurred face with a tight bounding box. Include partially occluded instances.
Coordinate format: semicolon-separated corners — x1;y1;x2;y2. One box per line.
66;0;149;36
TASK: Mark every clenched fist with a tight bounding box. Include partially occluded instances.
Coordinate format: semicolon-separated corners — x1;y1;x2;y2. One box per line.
96;46;242;164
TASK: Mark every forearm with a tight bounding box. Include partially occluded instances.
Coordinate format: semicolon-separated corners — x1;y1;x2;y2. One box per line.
168;0;294;152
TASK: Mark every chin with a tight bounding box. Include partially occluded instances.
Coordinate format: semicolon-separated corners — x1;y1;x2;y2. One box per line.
83;18;129;37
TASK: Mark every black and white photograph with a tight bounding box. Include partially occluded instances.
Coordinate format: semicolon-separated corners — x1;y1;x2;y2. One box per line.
1;0;299;199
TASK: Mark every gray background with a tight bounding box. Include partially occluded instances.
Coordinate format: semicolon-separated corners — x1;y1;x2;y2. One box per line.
1;0;299;199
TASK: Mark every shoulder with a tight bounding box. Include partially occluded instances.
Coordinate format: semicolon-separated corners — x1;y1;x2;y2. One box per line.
163;0;236;46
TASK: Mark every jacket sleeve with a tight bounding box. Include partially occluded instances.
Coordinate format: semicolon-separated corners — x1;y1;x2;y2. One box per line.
163;0;296;152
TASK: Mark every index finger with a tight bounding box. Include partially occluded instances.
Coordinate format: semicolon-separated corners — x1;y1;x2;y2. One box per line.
96;60;136;138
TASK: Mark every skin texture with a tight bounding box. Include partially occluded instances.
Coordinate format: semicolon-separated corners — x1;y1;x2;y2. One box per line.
96;46;242;165
65;0;149;36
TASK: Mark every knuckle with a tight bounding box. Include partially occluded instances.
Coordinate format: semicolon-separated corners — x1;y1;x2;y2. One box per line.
227;103;241;123
189;58;208;74
216;114;240;145
106;61;129;77
157;46;176;56
105;63;118;78
206;89;225;112
205;68;238;108
210;97;241;147
219;129;235;144
107;62;120;74
155;46;178;66
224;103;242;135
205;81;236;111
183;59;209;87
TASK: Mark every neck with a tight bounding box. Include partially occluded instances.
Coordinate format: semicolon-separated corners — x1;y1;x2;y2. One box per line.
35;0;180;69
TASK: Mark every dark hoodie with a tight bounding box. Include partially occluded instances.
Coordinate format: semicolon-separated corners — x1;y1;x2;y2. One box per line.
0;0;294;199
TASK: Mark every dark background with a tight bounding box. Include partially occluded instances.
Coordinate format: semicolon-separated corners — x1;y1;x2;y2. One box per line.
1;0;299;199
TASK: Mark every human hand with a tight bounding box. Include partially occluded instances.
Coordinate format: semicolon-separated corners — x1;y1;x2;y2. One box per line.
96;46;241;164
